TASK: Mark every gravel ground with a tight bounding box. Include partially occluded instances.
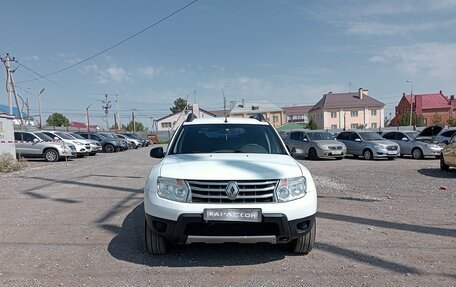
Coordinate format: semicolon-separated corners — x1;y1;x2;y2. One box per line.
0;147;455;286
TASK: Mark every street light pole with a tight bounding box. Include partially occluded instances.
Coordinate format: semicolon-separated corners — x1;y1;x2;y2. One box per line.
406;80;413;126
86;103;93;132
38;88;45;129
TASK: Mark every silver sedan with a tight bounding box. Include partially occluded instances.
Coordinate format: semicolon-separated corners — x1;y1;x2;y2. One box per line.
382;131;442;159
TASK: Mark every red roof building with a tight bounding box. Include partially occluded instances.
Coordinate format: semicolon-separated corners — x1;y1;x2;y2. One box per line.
282;105;313;124
391;91;456;126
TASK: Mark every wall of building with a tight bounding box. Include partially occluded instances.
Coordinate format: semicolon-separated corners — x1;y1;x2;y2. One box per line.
320;107;383;130
0;115;16;157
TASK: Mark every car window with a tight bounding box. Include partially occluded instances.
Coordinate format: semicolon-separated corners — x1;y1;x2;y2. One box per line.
349;133;361;141
22;133;37;142
382;132;394;140
450;134;456;144
14;132;22;141
43;132;59;139
359;132;383;141
170;124;287;155
290;132;301;140
307;132;335;140
70;133;85;140
34;132;53;141
336;132;350;140
55;132;74;140
442;130;456;137
404;131;419;139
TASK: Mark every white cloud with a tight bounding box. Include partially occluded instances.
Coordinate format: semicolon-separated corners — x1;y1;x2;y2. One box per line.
371;42;456;80
82;64;131;84
136;66;159;79
23;55;40;61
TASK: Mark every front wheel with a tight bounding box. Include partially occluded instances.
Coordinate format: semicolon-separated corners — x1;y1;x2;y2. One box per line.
363;149;373;160
145;220;170;255
288;221;316;254
412;148;423;159
44;149;59;162
104;144;115;153
308;148;319;160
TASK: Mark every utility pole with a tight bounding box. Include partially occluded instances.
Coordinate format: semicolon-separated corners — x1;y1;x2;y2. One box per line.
26;98;30;125
102;94;112;131
38;88;45;129
222;85;227;117
1;53;24;125
115;94;120;130
406;80;413;127
86;103;93;132
132;109;136;132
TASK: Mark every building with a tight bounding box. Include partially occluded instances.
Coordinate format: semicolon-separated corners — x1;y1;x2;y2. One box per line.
282;105;313;124
308;88;385;130
229;100;285;128
391;91;456;126
156;104;216;132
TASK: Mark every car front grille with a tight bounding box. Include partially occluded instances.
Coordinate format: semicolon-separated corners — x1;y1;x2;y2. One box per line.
387;146;398;151
187;180;277;204
328;146;343;150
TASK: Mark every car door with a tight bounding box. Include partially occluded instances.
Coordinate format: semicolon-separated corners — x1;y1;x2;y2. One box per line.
20;132;41;156
287;131;303;152
14;132;27;156
336;132;354;155
301;132;312;156
349;132;363;155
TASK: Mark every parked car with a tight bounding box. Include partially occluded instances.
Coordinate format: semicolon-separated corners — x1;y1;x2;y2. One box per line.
14;131;76;162
434;128;456;145
123;133;148;147
145;115;317;255
147;133;159;144
98;132;129;151
41;131;90;158
114;134;141;149
440;133;456;171
75;132;121;153
382;130;442;159
66;132;101;156
284;130;346;160
336;131;400;160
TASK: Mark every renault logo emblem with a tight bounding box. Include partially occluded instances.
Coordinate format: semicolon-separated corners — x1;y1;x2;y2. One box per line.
225;181;240;200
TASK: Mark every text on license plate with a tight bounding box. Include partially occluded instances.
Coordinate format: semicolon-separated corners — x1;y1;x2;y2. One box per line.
204;208;262;222
387;151;397;155
332;150;342;155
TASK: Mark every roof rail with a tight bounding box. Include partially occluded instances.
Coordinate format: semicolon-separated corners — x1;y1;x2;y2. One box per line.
249;113;266;122
186;113;197;122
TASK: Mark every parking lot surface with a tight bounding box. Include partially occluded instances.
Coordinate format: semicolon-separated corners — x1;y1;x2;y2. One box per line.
0;147;455;286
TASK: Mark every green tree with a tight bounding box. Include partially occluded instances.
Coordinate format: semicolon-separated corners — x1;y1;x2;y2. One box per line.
170;98;188;113
306;118;317;130
398;111;425;127
125;120;146;132
46;113;70;127
448;117;456;127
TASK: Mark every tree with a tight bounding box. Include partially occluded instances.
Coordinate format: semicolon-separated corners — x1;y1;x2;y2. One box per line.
448;117;456;127
125;120;146;132
46;113;70;127
170;98;188;113
431;113;442;125
398;111;425;127
306;118;317;130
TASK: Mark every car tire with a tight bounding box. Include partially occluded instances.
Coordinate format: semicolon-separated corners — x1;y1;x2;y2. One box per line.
288;221;315;254
363;149;373;160
335;157;343;160
412;148;423;159
131;143;137;149
44;149;59;162
89;152;97;156
145;220;170;255
387;157;395;160
104;144;115;153
440;155;450;171
308;148;319;160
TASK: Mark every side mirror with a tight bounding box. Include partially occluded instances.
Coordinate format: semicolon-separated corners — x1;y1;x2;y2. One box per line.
302;138;308;142
54;137;60;141
401;137;408;141
150;147;164;158
33;138;39;143
354;138;361;142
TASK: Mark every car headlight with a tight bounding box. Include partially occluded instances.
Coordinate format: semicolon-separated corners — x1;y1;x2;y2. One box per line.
374;144;386;149
276;177;307;202
75;141;84;146
317;144;329;149
157;177;189;202
426;144;440;148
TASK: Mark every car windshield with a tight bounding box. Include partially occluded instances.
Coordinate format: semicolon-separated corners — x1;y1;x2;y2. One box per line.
69;133;85;140
170;124;287;155
100;133;115;139
34;132;53;141
359;132;383;141
405;131;419;139
307;132;335;140
55;132;75;140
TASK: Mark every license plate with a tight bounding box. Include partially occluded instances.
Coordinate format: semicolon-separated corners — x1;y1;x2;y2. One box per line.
387;151;397;155
204;208;262;222
332;150;342;155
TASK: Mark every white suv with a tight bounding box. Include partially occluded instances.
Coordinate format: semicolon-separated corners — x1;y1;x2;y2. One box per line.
144;115;317;255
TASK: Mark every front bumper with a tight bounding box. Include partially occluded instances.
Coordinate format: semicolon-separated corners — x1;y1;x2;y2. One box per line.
373;147;399;158
422;146;443;156
145;213;316;244
316;148;346;158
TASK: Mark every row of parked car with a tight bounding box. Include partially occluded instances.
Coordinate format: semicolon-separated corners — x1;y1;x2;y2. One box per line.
14;130;152;162
282;126;456;170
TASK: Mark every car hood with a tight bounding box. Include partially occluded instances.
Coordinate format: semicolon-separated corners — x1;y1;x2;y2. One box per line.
313;140;343;146
158;154;304;180
416;125;444;139
366;139;397;145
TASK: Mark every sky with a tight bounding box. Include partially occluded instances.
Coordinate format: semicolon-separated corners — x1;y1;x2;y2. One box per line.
1;0;455;129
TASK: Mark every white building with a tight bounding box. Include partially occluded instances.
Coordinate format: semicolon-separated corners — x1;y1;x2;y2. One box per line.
156;104;216;132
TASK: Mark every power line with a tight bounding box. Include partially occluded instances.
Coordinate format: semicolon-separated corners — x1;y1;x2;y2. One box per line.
21;0;199;82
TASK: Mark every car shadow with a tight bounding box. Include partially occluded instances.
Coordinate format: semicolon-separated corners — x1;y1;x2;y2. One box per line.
106;203;286;267
417;168;456;178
